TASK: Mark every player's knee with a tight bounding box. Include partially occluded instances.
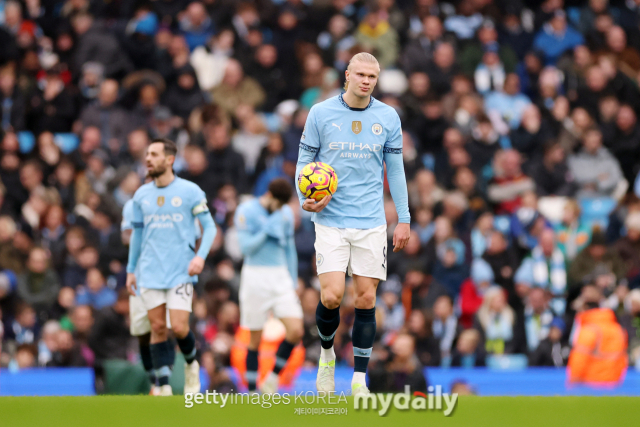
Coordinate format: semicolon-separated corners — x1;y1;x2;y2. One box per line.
150;321;167;340
321;292;342;309
354;291;376;309
172;322;190;339
286;322;304;344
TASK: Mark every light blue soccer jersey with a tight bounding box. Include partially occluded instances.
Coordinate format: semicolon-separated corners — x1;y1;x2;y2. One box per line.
121;199;134;232
295;94;410;229
234;199;298;283
123;199;203;238
129;177;210;290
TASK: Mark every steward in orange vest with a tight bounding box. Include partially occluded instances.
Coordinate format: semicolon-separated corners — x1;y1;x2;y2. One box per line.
568;305;628;385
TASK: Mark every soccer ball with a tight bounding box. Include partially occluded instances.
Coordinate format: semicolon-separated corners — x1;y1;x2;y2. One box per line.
298;162;338;201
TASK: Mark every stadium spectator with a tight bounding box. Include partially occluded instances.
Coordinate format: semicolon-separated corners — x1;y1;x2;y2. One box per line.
523;287;555;352
354;8;399;69
72;13;133;79
484;73;532;133
432;295;458;360
376;277;405;340
75;268;116;310
451;328;486;367
79;80;131;149
162;65;207;121
16;247;60;321
567;127;623;199
474;286;518;355
179;2;215;52
368;333;428;393
620;289;640;367
514;228;568;315
487;150;536;215
427;43;460;97
461;19;518;78
568;229;626;289
401;16;445;75
528;142;575;197
533;10;585;65
406;309;441;367
555;200;592;262
459;258;493;328
211;59;265;118
88;289;130;363
568;285;628;384
528;317;570;367
48;328;89;367
614;213;640;288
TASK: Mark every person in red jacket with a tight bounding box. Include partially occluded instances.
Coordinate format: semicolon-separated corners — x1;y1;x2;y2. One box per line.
459;258;493;328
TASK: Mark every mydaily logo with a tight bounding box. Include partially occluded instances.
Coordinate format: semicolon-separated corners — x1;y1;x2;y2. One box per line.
354;385;458;417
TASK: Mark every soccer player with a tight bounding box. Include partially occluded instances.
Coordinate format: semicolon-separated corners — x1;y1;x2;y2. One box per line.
234;178;303;394
126;138;217;396
122;189;203;395
295;52;411;396
121;197;171;395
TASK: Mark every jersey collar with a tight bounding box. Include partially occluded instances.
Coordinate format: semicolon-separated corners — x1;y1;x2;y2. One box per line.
339;93;375;111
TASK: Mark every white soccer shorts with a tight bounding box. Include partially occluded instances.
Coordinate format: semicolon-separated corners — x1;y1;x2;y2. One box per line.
139;283;194;313
129;294;172;336
314;223;387;281
239;265;303;331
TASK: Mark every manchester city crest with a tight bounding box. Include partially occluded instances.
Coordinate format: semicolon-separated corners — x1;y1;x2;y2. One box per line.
372;123;383;135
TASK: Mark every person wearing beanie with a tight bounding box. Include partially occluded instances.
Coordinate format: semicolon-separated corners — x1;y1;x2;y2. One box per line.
529;316;570;366
614;212;640;289
569;228;627;292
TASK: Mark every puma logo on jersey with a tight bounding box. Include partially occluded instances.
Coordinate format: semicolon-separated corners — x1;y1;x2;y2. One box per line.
332;123;343;131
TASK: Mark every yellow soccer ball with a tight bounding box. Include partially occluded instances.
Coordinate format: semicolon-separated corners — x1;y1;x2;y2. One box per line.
298;162;338;201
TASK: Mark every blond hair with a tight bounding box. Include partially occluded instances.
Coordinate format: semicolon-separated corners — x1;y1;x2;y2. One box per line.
344;52;380;91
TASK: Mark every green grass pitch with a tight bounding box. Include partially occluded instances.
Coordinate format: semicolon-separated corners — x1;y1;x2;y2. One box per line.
0;396;637;427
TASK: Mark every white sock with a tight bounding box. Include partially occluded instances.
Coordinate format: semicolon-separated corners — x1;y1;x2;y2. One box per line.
352;372;366;385
320;346;335;363
267;371;278;382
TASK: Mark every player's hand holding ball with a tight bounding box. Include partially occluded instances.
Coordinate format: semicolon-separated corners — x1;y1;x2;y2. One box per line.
126;273;137;296
188;256;205;276
298;162;338;213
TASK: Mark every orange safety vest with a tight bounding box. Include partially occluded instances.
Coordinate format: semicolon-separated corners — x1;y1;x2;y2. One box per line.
230;326;305;389
567;308;628;385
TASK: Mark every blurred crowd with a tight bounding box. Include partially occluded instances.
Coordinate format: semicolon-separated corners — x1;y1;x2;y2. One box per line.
1;0;640;392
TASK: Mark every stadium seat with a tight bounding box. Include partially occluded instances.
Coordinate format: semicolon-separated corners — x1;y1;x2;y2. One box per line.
538;196;568;225
486;354;529;370
53;133;80;154
579;198;617;230
566;7;581;27
494;215;511;235
17;131;35;153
